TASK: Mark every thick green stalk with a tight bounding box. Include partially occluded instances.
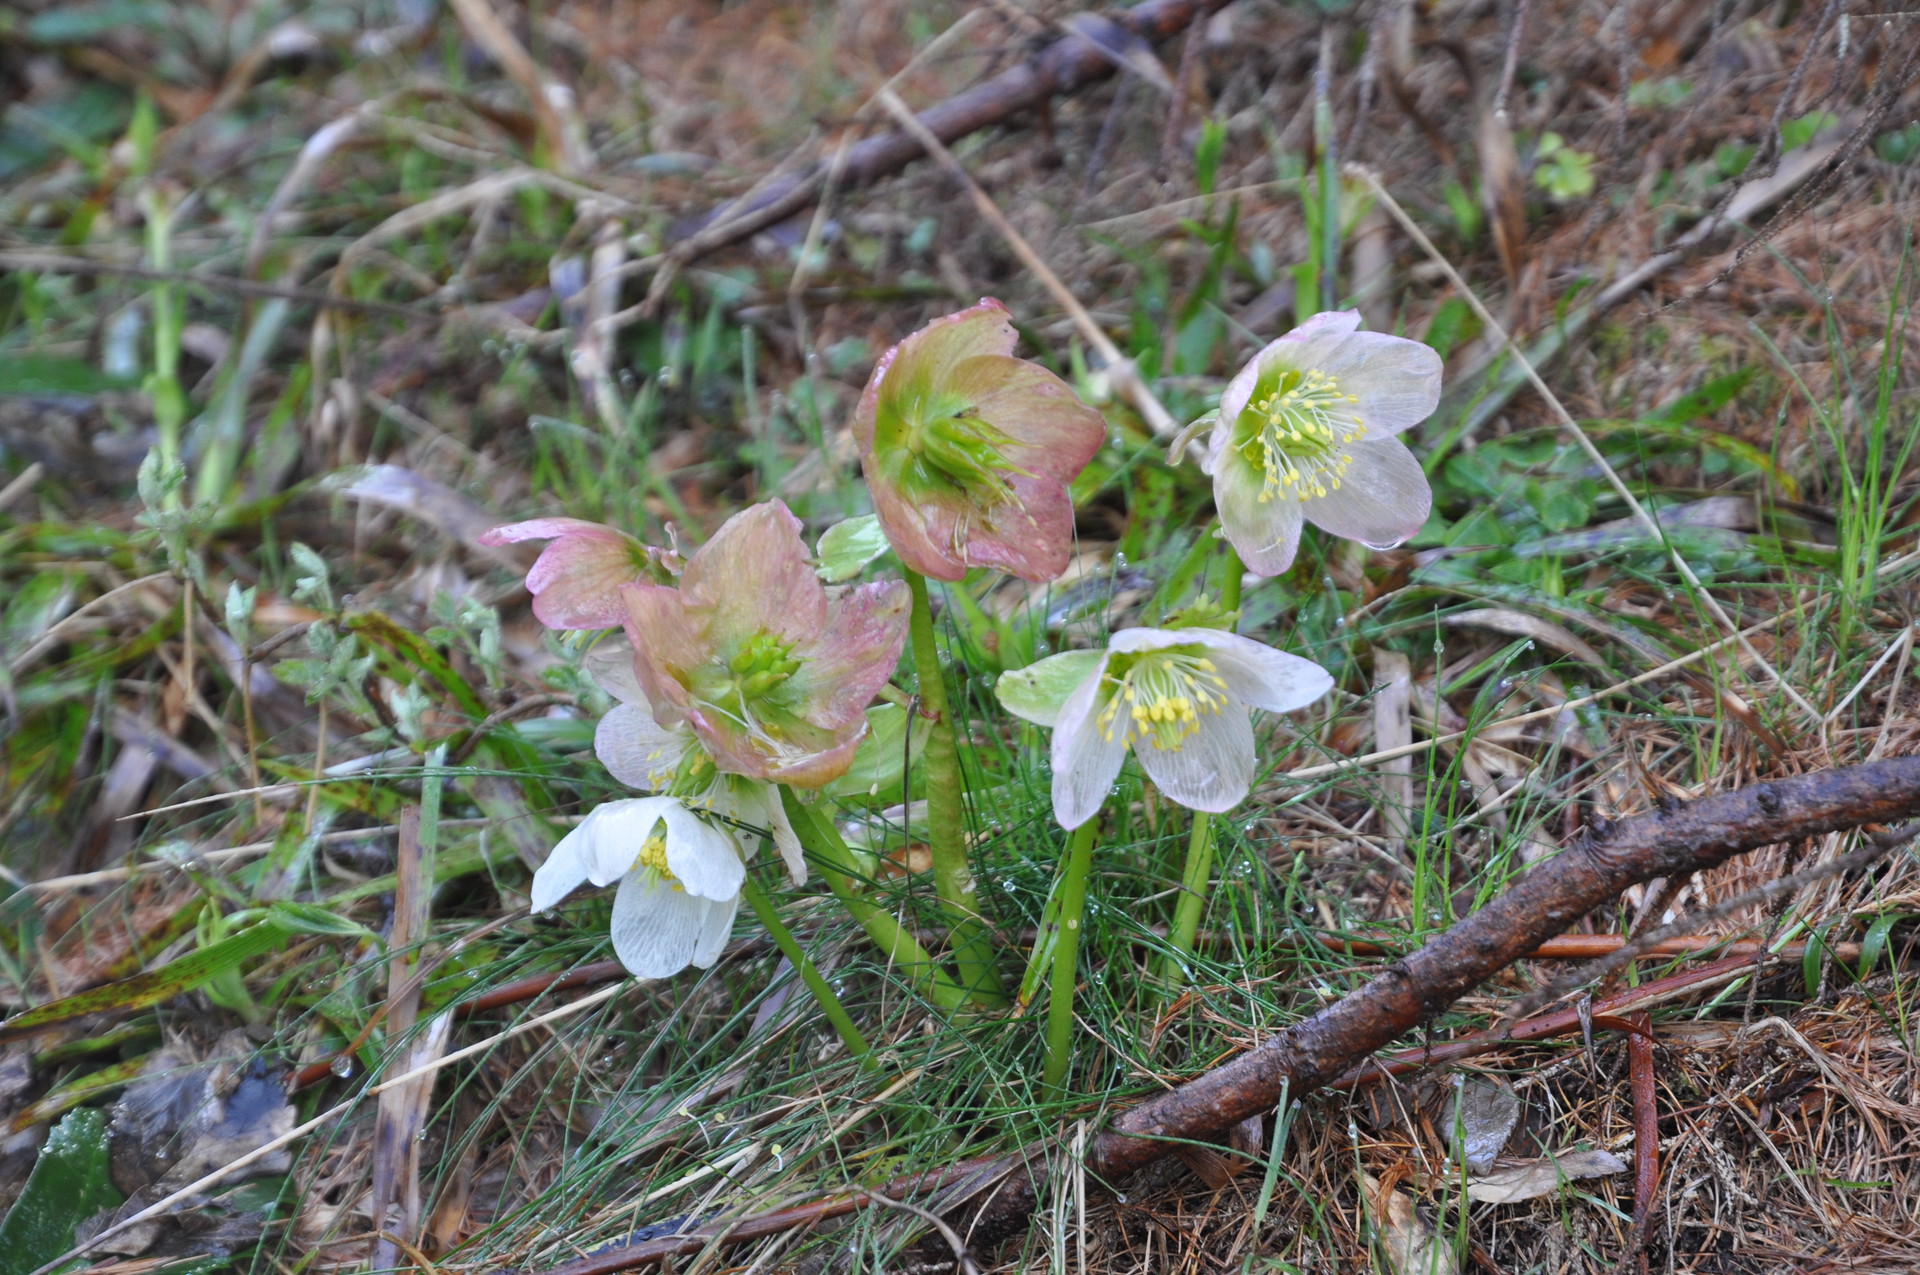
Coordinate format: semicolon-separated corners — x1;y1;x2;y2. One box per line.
740;873;874;1068
903;568;1008;1007
1042;817;1100;1092
1160;812;1216;986
1160;541;1243;986
779;786;970;1014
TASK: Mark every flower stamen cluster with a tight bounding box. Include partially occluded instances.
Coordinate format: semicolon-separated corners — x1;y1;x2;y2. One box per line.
1095;648;1231;751
1243;369;1364;503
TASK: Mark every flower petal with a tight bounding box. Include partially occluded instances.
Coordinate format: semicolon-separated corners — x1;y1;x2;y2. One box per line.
584;640;646;704
530;822;594;912
1049;655;1128;829
1216;313;1364;427
1214;446;1306;577
581;796;682;886
862;467;969;581
997;650;1105;727
595;702;689;791
857;299;1019;442
609;870;736;979
941;355;1106;483
1132;708;1256;814
659;804;747;902
1302;437;1433;549
678;500;828;653
619;582;702;724
476;517;611;547
480;519;654;630
1172;630;1334;715
788;579;910;731
701;778;806;885
1283;331;1442;439
963;471;1081;582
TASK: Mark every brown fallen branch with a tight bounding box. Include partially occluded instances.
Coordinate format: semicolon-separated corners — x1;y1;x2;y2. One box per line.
654;0;1231;265
537;758;1920;1271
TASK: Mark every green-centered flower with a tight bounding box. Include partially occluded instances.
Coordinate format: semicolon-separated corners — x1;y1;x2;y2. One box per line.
587;639;807;884
998;627;1332;829
617;500;909;788
1197;310;1442;576
853;298;1106;582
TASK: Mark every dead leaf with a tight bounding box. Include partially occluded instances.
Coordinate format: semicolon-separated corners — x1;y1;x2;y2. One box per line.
1465;1149;1629;1204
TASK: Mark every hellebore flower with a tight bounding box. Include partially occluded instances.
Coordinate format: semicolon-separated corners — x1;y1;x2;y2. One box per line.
478;518;682;630
587;640;807;884
531;796;745;979
1198;310;1442;576
852;298;1106;583
997;627;1333;829
619;500;909;788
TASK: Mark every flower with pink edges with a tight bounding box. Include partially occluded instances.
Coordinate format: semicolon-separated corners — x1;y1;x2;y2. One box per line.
477;518;681;630
852;298;1105;583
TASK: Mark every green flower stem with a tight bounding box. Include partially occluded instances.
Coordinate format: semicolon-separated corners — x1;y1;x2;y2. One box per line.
1160;811;1217;987
1158;540;1243;988
779;786;970;1014
903;567;1009;1008
1218;542;1245;617
1042;816;1100;1092
740;872;875;1069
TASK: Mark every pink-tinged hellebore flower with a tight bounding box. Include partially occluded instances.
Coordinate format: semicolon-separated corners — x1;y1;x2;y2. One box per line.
531;796;744;979
997;628;1332;830
587;641;807;885
478;518;682;630
619;500;910;788
1198;310;1442;577
852;298;1106;582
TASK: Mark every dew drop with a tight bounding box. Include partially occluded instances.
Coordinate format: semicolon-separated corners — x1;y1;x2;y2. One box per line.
330;1056;354;1079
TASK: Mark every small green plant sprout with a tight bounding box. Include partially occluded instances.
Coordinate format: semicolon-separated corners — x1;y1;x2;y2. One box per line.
1189;309;1442;577
996;625;1332;829
617;500;910;788
1532;131;1596;200
531;797;746;979
587;640;806;882
476;517;683;629
852;297;1106;582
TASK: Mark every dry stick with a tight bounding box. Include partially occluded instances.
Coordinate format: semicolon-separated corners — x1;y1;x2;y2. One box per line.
1349;165;1821;725
531;760;1920;1272
873;90;1179;437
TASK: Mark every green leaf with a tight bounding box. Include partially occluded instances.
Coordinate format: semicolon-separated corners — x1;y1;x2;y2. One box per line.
27;0;171;42
1781;110;1840;152
0;1108;123;1270
265;901;377;940
0;921;288;1043
0;355;136;396
1858;912;1904;979
823;703;930;799
815;515;890;582
995;651;1104;728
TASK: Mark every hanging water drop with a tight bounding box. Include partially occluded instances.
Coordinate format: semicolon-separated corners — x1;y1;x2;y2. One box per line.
331;1056;354;1079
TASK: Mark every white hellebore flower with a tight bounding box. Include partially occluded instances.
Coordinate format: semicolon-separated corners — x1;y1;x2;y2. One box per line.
532;797;745;980
587;642;807;885
997;627;1333;830
1198;309;1442;577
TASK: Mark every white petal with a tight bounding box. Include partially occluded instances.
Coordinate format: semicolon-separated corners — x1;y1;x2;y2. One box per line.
688;891;741;969
1284;331;1441;439
584;640;647;704
1216;312;1365;426
578;796;681;886
1214;449;1306;577
1132;709;1256;814
1049;659;1128;830
596;703;689;791
1175;630;1334;715
530;823;594;912
1304;437;1433;549
609;870;717;979
764;790;807;885
659;804;747;902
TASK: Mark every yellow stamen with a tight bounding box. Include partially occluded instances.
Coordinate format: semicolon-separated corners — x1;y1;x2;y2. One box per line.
1094;648;1232;752
1239;367;1364;505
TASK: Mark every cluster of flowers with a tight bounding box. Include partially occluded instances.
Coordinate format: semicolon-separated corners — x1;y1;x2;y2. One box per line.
486;300;1441;980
